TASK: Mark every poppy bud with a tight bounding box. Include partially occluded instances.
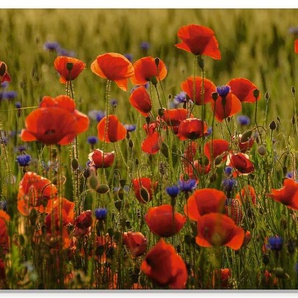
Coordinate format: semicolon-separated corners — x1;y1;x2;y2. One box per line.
292;115;296;125
269;120;276;130
212;92;218;101
96;184;110;194
253;89;259;99
88;174;99;190
151;76;158;86
240;130;253;142
257;145;266;156
154;57;160;67
71;158;79;170
83;168;92;179
117;188;124;200
291;86;296;95
265;92;270;101
115;200;122;211
158;108;164;117
129;139;134;148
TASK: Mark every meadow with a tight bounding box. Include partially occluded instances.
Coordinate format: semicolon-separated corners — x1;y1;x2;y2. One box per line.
0;8;298;290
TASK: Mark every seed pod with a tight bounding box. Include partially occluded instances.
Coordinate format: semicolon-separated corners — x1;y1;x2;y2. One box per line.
257;145;266;156
71;158;79;170
96;184;110;194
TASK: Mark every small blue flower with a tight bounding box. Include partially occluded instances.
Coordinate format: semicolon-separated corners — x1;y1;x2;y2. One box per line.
110;98;118;107
95;208;108;220
1;81;9;89
124;53;133;62
140;41;150;51
15;102;22;109
124;124;136;132
87;136;98;145
16;144;27;153
43;41;61;51
56;47;76;57
216;85;231;97
178;179;197;192
237;115;251;126
16;154;31;167
224;166;233;176
88;110;106;122
166;185;180;197
266;236;283;251
222;178;237;192
0;91;17;100
173;91;187;104
205;127;212;137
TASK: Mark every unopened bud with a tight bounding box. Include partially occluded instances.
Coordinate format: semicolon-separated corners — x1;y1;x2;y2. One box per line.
253;89;260;99
269;120;276;130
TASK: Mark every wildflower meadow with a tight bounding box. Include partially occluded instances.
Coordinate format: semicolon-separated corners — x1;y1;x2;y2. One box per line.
1;8;298;290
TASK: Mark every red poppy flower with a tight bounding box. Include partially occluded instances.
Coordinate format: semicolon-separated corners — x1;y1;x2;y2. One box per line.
236;133;255;153
196;213;245;250
131;177;158;204
97;115;126;143
184;188;227;221
54;56;85;84
175;24;221;59
204;139;230;163
211;93;242;122
123;231;147;257
130;56;167;86
141;239;188;289
235;185;257;205
91;53;134;91
20;95;89;145
129;86;152;116
74;210;93;237
227;153;254;175
177;118;208;140
141;131;163;154
212;268;232;288
162;108;191;134
145;204;186;237
295;40;298;54
0;210;10;252
181;76;217;105
227;78;261;103
17;171;58;216
0;61;11;83
88;149;115;168
268;178;298;210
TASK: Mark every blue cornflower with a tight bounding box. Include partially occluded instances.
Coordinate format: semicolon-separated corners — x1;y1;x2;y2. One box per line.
1;81;9;89
95;208;108;220
0;91;17;100
87;136;98;145
0;201;7;212
166;185;180;197
224;166;233;176
124;53;133;62
237;115;251;126
43;41;61;51
88;110;106;122
205;127;212;137
173;91;187;104
140;41;150;51
216;85;231;97
15;102;22;109
124;124;137;132
222;178;237;192
266;236;283;251
110;98;118;107
57;47;76;57
178;179;197;192
16;154;31;167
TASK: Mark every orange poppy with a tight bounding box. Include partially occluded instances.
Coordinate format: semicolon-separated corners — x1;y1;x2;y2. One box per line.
141;131;163;154
54;56;86;84
184;188;227;221
91;53;134;91
20;95;89;145
141;239;188;289
211;92;242;122
235;185;257;205
17;171;58;216
175;24;221;59
161;108;192;134
0;210;10;252
88;149;115;168
227;153;254;175
131;177;158;204
145;204;186;237
204;139;230;163
196;213;245;250
130;56;167;86
295;40;298;54
0;61;11;83
268;178;298;210
97;115;126;143
123;231;147;257
129;86;152;116
227;78;261;103
177;118;208;140
181;76;217;105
